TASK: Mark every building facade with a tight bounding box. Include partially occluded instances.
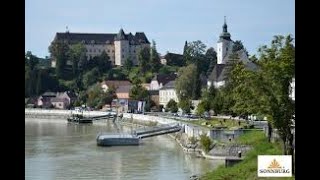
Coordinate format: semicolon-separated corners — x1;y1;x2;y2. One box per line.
50;29;150;67
159;81;179;107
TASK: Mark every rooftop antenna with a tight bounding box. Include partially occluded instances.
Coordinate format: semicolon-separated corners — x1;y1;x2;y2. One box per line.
224;16;226;24
66;26;69;33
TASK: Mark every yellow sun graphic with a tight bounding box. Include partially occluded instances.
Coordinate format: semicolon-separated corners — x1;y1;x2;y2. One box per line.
268;159;282;169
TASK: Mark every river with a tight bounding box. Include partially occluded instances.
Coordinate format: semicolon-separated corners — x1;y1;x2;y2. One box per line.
25;118;224;180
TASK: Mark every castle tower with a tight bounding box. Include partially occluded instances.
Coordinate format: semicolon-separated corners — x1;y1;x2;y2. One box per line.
217;16;233;64
114;28;129;66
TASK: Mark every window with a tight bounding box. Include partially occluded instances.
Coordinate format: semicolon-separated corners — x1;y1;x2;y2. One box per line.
122;49;124;52
107;50;110;53
112;50;114;53
226;47;228;51
122;55;124;58
94;49;96;52
99;49;101;52
89;49;92;52
133;50;136;53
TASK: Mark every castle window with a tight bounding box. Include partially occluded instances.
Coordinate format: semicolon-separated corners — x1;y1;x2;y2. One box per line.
226;47;228;51
133;50;136;53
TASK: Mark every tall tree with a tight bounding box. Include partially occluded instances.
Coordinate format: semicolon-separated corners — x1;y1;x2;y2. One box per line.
68;43;86;76
49;41;70;78
138;47;151;73
175;64;198;101
124;56;133;73
232;40;249;56
205;48;217;76
129;78;149;101
150;40;161;72
182;41;188;65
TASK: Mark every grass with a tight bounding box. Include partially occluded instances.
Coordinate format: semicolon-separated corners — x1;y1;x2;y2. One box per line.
179;118;252;130
200;131;295;180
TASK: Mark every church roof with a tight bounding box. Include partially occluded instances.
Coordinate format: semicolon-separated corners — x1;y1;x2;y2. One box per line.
208;62;259;82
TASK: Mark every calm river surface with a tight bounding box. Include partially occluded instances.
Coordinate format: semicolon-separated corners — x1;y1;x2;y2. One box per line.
25;118;224;180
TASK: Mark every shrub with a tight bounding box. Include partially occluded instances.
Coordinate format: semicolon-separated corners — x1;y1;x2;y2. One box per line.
199;134;212;153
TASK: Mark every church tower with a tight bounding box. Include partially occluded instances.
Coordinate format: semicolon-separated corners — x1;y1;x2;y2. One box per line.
217;16;233;64
114;28;129;66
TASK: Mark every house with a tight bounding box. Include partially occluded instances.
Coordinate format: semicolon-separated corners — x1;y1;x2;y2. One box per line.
150;74;177;90
37;91;77;109
207;17;258;88
37;91;56;108
50;28;150;67
51;97;69;109
159;81;179;107
116;85;131;99
101;80;131;92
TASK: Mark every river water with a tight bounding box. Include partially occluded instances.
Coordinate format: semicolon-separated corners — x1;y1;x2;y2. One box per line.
25;118;224;180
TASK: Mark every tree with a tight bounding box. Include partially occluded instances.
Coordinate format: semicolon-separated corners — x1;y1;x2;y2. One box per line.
100;87;117;108
196;100;210;116
25;51;39;70
205;48;217;76
150;40;161;72
138;47;151;73
185;40;206;65
175;64;197;101
87;84;103;108
68;43;87;76
129;78;149;101
182;41;188;65
49;40;69;78
82;68;100;88
124;56;133;73
232;40;249;56
166;99;178;113
229;35;295;162
178;99;191;114
88;51;111;73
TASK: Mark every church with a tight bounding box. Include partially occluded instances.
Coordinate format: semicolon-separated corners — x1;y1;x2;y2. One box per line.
207;17;258;88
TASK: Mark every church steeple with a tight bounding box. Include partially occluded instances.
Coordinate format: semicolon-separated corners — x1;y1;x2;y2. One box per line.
219;16;231;41
223;16;228;33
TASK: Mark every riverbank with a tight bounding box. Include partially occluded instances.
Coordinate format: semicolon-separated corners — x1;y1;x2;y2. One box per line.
201;131;295;180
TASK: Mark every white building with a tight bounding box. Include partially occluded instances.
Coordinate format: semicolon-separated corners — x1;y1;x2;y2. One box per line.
50;28;150;67
207;17;257;89
159;81;179;107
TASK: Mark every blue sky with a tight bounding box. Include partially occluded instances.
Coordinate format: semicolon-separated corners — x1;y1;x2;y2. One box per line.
25;0;294;58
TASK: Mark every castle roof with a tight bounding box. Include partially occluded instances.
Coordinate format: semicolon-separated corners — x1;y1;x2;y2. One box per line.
54;29;150;45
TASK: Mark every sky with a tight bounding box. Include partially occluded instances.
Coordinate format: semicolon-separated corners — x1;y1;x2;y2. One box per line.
25;0;294;58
